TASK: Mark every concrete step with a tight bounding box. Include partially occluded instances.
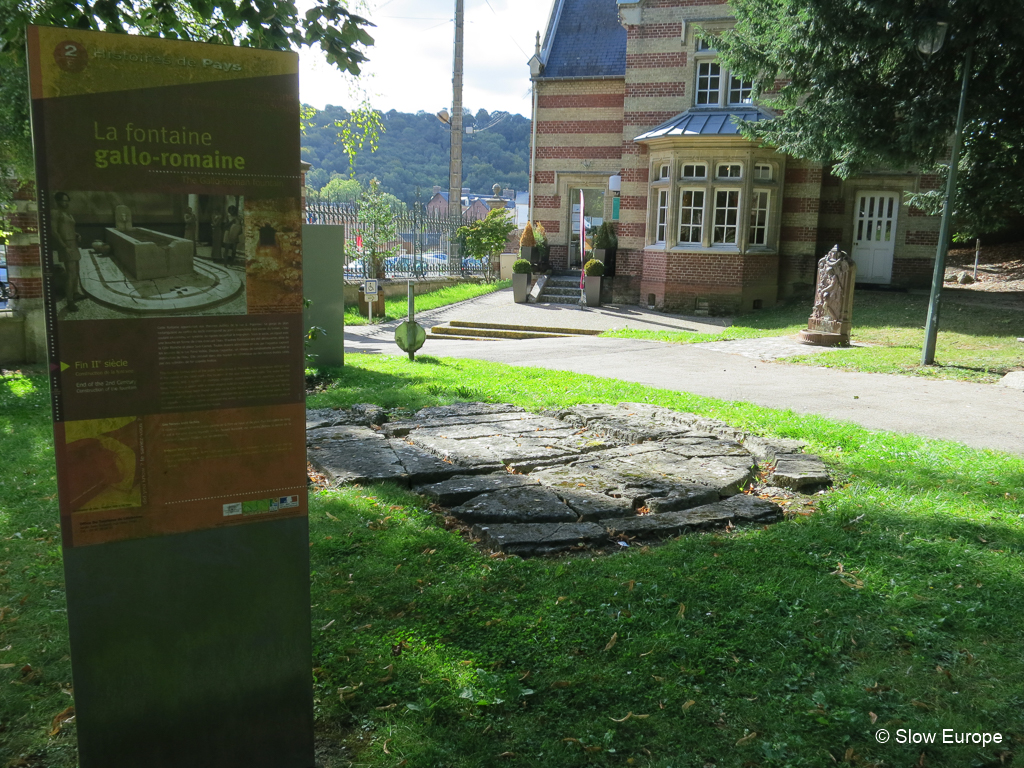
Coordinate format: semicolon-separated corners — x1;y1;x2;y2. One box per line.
449;321;601;336
431;325;573;340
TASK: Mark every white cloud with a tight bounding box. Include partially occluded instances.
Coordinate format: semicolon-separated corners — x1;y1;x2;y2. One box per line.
299;0;554;117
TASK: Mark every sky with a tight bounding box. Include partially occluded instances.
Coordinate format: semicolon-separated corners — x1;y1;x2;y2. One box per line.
298;0;555;118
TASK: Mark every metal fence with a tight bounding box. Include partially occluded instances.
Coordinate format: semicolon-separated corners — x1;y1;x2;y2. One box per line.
304;195;493;281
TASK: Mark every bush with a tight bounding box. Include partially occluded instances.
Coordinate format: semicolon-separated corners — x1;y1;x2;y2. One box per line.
593;221;618;250
512;259;532;274
519;221;536;247
584;258;605;277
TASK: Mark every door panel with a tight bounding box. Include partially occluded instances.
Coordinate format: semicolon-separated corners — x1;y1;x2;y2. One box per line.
851;192;898;283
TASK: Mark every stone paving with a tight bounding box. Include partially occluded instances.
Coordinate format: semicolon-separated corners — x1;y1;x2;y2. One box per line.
308;401;832;556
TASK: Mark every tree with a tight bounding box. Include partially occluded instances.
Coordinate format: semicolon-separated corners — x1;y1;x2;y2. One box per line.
458;208;516;280
0;0;375;223
356;179;400;279
318;176;362;203
715;0;1024;238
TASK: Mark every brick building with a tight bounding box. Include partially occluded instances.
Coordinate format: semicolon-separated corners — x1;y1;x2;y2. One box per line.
527;0;942;314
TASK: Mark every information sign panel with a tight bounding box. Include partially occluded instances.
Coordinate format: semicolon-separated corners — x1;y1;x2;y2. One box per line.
27;25;312;767
363;278;379;295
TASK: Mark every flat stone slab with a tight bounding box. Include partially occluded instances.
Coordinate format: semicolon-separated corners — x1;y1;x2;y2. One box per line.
309;439;407;486
770;454;831;490
415;473;539;507
307;401;822;555
452;486;576;524
473;522;608;555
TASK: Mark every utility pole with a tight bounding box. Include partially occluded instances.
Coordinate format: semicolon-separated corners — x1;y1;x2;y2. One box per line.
448;0;465;267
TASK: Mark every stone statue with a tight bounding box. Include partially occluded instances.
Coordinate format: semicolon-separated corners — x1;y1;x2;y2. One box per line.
114;204;132;232
798;245;857;346
52;192;83;312
183;206;198;243
210;210;224;261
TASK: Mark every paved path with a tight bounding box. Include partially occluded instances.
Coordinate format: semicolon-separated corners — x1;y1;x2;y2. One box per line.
344;289;1024;456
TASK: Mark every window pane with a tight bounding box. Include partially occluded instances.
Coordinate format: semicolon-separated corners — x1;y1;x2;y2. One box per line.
754;164;772;180
682;163;707;179
716;163;741;178
656;189;668;243
713;190;739;244
678;189;704;244
697;62;721;105
748;191;769;245
728;76;752;104
569;187;606;265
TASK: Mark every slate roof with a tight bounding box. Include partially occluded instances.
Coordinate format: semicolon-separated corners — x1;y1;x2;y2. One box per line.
633;106;776;141
539;0;626;79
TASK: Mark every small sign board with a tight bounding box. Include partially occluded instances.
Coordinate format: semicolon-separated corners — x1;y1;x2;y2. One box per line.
363;279;379;296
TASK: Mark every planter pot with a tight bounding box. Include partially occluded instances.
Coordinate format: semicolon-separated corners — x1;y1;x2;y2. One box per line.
593;248;616;277
520;245;540;269
512;272;531;303
585;275;601;307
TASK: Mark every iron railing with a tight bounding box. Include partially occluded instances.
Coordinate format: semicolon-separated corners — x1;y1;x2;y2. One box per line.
304;195;493;281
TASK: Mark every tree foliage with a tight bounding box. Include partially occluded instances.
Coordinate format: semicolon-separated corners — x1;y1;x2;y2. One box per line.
356;178;401;278
457;207;516;278
0;0;375;222
301;107;531;206
715;0;1024;238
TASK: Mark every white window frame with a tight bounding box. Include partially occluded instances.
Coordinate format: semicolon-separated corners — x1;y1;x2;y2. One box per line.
677;188;705;245
696;61;722;106
655;188;669;244
728;75;753;105
716;163;743;180
657;163;671;180
681;163;707;180
713;188;741;246
748;189;771;247
753;163;773;181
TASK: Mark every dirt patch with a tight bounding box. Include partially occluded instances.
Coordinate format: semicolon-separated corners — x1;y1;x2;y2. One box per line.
944;240;1024;310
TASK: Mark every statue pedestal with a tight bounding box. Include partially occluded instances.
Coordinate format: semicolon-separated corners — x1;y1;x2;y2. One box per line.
797;328;849;347
798;245;856;348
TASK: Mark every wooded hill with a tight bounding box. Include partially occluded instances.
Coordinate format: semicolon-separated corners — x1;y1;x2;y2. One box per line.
301;106;531;206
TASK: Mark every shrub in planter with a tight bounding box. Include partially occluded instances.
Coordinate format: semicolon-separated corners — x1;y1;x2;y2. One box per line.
583;258;605;277
511;259;532;303
583;259;603;307
534;222;550;271
519;222;539;266
592;221;617;276
519;222;536;247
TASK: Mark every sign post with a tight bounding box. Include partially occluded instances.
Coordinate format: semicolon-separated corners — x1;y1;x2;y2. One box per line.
27;26;312;767
363;278;378;324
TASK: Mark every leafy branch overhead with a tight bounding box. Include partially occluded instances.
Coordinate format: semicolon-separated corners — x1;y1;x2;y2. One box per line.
713;0;1024;238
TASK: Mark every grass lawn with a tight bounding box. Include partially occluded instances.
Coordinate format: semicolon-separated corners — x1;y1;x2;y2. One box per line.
602;291;1023;384
343;280;511;326
3;356;1024;767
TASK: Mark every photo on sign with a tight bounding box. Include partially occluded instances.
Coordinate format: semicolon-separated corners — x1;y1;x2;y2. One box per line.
64;416;143;513
47;191;304;320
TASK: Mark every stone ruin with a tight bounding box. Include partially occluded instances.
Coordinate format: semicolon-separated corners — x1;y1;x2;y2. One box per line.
106;226;195;280
307;403;831;556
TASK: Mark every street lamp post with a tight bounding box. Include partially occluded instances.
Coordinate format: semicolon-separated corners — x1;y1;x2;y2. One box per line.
919;20;973;365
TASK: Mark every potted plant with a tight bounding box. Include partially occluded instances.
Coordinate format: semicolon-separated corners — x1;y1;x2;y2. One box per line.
583;258;604;307
592;221;617;276
533;221;551;272
511;258;532;303
519;222;540;268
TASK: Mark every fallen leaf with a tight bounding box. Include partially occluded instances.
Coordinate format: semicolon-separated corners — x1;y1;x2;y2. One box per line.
911;700;931;710
869;712;878;724
0;663;15;669
48;705;75;736
377;704;397;711
735;732;757;746
550;680;572;689
320;619;335;631
677;603;686;619
623;580;635;591
324;511;339;521
498;752;516;758
682;699;696;711
562;738;581;744
603;632;618;651
610;712;633;722
382;738;391;753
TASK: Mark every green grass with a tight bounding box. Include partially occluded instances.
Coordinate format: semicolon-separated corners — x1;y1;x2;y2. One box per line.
344;280;511;326
602;291;1024;383
3;357;1024;767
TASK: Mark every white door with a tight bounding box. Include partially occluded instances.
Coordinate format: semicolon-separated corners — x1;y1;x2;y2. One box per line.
851;192;898;283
